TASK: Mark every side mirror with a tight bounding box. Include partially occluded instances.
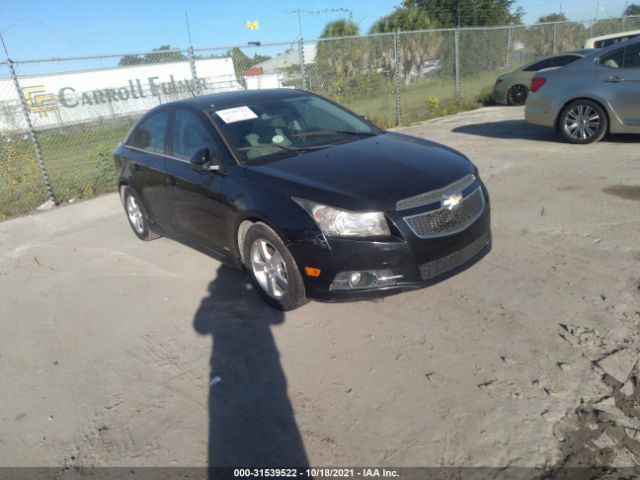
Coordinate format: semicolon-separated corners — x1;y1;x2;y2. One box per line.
190;148;221;171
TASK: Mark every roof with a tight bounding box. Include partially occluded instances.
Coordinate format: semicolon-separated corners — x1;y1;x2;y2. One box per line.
162;88;308;111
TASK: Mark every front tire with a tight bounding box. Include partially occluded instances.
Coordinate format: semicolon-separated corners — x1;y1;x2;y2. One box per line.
242;222;308;311
121;186;160;241
559;100;608;144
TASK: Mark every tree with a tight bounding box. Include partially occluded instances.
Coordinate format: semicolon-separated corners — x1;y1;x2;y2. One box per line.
537;13;568;23
369;5;433;32
118;54;145;66
369;7;442;85
311;19;368;100
226;48;272;78
143;45;186;64
118;45;186;66
401;0;523;28
624;3;640;16
320;19;359;38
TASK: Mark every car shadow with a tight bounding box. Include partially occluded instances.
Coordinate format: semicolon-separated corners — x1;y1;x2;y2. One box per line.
453;119;640;143
452;120;562;142
192;265;309;469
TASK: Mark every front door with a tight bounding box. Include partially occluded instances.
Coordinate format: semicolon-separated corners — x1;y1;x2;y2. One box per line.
164;108;236;257
598;43;640;128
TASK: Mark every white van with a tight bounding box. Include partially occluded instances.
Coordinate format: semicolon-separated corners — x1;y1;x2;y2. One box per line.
584;30;640;48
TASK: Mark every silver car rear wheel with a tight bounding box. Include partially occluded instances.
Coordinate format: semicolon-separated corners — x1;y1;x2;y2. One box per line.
559;100;607;144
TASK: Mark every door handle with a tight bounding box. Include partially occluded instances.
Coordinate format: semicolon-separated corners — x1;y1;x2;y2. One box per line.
605;76;623;83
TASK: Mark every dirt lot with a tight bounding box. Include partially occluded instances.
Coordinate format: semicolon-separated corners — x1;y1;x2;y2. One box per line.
1;106;639;472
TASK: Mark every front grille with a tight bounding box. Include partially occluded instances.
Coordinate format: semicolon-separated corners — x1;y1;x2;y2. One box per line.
396;174;476;211
419;232;490;281
403;187;485;239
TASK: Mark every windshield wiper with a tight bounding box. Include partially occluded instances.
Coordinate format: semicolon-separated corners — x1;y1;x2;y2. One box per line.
237;144;329;153
292;129;377;138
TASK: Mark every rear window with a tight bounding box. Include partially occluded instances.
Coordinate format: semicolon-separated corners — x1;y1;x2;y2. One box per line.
523;58;554;72
552;55;581;67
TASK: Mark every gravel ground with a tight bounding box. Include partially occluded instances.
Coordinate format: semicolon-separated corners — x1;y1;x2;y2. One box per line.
1;106;639;472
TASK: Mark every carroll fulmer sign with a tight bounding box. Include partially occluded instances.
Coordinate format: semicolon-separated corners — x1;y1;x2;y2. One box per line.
57;75;208;108
0;57;242;131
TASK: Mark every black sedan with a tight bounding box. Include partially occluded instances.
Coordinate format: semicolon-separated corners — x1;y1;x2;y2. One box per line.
114;89;491;310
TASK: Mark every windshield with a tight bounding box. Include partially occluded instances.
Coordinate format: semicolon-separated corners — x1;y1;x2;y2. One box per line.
208;94;377;162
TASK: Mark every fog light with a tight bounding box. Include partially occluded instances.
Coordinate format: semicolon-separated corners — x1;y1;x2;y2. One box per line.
330;269;403;291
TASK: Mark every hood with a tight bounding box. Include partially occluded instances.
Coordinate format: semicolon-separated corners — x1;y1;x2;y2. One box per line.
244;132;476;211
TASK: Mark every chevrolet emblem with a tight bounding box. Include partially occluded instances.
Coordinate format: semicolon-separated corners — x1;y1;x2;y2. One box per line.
441;193;463;210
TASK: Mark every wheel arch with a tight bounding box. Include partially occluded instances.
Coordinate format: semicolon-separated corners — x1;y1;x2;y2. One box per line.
235;215;290;265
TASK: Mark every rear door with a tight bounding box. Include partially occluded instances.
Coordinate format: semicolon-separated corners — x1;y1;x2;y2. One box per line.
598;43;640;128
123;110;172;228
164;107;236;256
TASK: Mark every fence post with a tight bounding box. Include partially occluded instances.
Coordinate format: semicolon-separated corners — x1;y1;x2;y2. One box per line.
6;58;57;205
505;25;513;72
454;28;461;105
393;31;402;126
589;20;594;38
298;38;308;90
188;46;200;95
553;22;558;53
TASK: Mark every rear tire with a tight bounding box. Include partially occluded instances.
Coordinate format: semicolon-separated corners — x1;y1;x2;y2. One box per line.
558;100;608;144
121;186;161;241
242;222;308;311
506;84;528;106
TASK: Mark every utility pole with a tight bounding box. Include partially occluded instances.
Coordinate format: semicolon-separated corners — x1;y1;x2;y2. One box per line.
185;11;193;46
294;8;304;39
594;0;601;22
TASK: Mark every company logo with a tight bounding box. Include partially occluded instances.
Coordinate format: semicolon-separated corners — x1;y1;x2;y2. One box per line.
21;86;57;118
441;192;463;210
20;75;210;113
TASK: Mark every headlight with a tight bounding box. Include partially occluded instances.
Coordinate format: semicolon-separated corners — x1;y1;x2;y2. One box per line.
293;198;390;237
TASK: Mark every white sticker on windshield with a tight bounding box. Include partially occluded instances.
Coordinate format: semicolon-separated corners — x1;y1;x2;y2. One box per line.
215;106;258;124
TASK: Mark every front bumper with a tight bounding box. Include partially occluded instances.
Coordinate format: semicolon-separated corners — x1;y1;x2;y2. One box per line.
288;189;491;301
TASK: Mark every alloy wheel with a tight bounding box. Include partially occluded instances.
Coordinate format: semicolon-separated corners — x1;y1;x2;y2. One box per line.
250;239;289;299
564;105;600;141
126;195;145;234
508;85;528;106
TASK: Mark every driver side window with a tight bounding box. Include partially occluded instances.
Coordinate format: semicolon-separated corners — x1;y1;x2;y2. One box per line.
600;49;624;69
171;109;215;161
623;43;640;68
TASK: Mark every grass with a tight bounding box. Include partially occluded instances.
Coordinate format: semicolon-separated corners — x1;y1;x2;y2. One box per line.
0;119;134;221
344;70;498;128
0;71;499;221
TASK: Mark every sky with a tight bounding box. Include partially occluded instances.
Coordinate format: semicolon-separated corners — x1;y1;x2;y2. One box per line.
0;0;634;61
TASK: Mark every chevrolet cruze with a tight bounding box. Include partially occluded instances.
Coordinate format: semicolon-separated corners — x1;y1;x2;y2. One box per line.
114;89;491;310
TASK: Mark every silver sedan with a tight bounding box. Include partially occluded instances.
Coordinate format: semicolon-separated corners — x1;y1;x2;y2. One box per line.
525;37;640;144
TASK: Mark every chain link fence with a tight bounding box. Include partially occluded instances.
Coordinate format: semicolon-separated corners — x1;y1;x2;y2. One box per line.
1;15;639;220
